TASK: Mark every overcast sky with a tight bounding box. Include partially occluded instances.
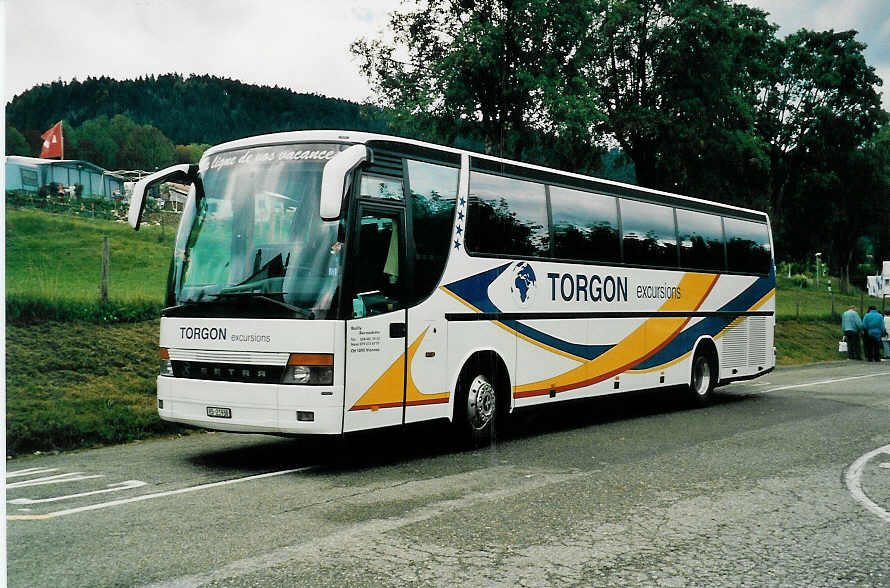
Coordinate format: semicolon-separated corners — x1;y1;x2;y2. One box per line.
3;0;889;111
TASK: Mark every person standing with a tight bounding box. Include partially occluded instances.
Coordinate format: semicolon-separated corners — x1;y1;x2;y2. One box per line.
841;305;863;360
883;311;890;359
861;306;887;362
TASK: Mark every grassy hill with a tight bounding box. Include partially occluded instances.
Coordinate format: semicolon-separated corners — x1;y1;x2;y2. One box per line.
5;207;881;456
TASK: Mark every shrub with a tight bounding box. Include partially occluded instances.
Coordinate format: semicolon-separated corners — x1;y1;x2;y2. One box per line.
789;274;811;288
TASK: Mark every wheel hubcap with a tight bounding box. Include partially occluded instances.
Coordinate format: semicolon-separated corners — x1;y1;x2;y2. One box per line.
693;357;711;396
467;375;495;430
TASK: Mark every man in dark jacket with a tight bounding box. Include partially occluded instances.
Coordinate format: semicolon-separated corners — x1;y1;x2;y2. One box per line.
862;306;887;362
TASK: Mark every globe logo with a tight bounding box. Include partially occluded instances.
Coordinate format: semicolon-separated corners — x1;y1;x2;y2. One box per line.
510;261;537;306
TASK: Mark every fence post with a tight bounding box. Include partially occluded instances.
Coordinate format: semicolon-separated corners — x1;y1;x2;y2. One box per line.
829;280;834;317
101;237;109;303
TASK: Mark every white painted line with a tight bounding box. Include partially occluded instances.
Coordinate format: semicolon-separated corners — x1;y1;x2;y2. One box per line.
6;468;59;479
8;467;315;520
845;443;890;524
6;472;104;489
9;480;148;505
763;372;887;394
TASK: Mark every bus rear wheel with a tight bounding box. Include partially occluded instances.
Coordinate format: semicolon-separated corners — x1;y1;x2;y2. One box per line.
455;369;498;448
688;350;716;406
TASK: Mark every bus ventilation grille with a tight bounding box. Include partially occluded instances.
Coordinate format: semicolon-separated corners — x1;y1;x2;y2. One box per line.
722;319;748;369
747;317;769;366
722;316;769;370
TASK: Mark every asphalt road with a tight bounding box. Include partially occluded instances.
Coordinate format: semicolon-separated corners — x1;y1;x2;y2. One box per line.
6;361;890;587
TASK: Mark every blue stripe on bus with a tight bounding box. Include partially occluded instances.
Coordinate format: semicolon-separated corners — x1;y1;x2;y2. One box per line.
444;265;775;371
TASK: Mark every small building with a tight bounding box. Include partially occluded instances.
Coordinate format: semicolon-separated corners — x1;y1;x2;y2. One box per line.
5;156;124;199
866;261;890;298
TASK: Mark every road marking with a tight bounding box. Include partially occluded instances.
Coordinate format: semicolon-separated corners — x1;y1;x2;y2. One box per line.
6;467;59;479
6;467;315;520
845;443;890;524
6;472;104;489
9;480;148;505
763;372;887;394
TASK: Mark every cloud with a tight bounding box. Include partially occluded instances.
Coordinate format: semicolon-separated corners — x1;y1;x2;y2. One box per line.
4;0;402;103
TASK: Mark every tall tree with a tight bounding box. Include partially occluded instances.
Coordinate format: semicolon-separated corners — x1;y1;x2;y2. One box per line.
754;29;887;268
352;0;605;172
586;0;775;199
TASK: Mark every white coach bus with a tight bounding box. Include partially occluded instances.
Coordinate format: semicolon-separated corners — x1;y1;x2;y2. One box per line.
129;130;775;446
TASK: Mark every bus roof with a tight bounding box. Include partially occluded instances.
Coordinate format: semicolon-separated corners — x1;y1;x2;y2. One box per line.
202;130;770;223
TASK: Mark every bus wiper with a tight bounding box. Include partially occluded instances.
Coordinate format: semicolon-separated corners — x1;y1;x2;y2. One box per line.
162;289;217;314
214;291;314;319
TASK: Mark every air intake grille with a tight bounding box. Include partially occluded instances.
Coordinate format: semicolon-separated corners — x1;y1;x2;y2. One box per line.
365;150;403;178
747;316;769;366
171;361;283;384
722;318;748;368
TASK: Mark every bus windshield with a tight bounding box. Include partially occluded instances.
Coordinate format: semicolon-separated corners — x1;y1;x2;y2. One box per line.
169;143;347;319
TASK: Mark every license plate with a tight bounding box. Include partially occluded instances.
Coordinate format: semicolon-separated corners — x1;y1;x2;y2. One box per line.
206;406;232;419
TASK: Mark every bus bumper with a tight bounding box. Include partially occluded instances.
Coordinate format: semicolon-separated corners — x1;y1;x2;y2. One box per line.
156;376;343;435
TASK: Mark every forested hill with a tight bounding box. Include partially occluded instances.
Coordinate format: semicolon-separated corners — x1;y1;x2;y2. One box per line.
5;74;390;146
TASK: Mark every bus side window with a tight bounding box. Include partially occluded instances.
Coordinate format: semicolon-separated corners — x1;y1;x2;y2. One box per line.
677;208;725;272
724;217;771;275
406;159;458;303
465;172;549;257
550;186;620;263
620;199;678;268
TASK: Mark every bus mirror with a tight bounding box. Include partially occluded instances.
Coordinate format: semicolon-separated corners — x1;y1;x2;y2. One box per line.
128;164;197;230
320;145;369;221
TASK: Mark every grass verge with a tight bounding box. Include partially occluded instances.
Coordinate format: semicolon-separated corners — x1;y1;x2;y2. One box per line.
5;207;173;323
775;319;847;365
5;320;186;457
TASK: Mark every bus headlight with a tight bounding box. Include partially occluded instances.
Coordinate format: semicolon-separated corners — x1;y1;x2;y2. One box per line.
282;353;334;385
159;348;174;376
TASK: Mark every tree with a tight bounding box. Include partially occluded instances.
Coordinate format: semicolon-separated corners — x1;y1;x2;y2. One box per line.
109;114;138;151
6;125;30;155
754;29;888;272
74;116;118;168
352;0;605;172
174;143;211;164
585;0;775;200
869;123;890;266
121;124;175;170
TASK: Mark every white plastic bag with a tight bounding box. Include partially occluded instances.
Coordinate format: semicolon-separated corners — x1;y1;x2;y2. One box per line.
838;340;848;353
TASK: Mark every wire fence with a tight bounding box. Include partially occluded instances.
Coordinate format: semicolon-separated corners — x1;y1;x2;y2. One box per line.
6;190;181;226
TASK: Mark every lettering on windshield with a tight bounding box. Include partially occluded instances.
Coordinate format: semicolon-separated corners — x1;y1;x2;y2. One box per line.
210;149;338;170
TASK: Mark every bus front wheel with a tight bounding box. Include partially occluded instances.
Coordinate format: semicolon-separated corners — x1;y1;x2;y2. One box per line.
455;368;498;448
688;350;716;406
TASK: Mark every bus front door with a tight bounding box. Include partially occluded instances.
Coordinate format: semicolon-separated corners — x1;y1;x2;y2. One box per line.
343;206;407;432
